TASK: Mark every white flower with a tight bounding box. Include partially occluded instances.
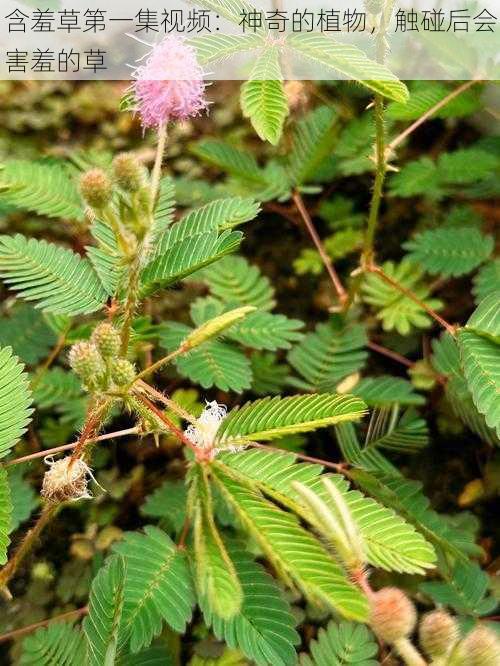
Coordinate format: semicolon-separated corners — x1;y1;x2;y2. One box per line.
184;401;227;452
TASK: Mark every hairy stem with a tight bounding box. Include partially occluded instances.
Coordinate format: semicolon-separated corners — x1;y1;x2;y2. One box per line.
393;637;427;666
0;504;58;590
367;340;414;368
363;94;386;263
387;80;478;155
245;441;346;473
0;606;88;644
132;344;189;383
292;190;348;307
134;392;198;453
366;264;456;335
6;427;140;468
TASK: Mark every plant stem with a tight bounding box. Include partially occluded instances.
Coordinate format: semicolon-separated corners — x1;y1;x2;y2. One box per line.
135;381;198;425
0;504;58;590
366;264;456;335
0;606;88;644
386;80;478;155
292;190;348;307
150;123;168;209
393;637;427;666
245;441;346;473
6;427;140;468
70;399;112;462
363;94;386;263
367;341;414;368
133;392;198;453
132;344;189;383
177;516;191;550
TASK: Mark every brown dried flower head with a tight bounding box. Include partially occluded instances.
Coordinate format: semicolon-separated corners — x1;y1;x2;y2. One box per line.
41;457;93;503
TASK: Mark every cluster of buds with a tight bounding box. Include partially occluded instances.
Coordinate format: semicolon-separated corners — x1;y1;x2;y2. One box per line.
369;589;500;666
69;322;135;394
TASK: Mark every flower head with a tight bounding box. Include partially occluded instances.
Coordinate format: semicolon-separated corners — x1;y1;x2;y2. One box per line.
184;401;227;454
41;457;95;503
132;36;207;129
369;587;417;644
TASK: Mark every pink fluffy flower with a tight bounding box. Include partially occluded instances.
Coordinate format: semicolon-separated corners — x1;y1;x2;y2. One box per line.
132;36;207;129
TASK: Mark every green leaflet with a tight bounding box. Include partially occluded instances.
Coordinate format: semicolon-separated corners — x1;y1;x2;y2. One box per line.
0;234;108;316
113;525;196;652
361;260;443;335
288;318;367;390
0;468;12;565
200;541;300;666
192;466;243;620
287;32;409;102
159;322;252;393
299;621;378;666
466;292;500;339
20;622;87;666
84;555;127;666
404;227;493;278
0;345;33;459
212;466;369;621
0;160;83;221
215;393;367;445
189;33;264;65
0;304;56;365
458;330;500;438
473;260;500;305
351;376;425;407
219;449;437;575
7;465;38;533
140;230;242;293
240;47;289;145
288;106;339;185
198;255;276;310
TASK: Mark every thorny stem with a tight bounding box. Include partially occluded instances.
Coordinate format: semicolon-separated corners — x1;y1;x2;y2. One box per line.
292;190;348;307
366;264;456;336
0;504;58;591
363;94;386;263
386;80;479;156
134;392;199;454
5;427;140;468
70;399;112;462
135;381;198;425
0;606;88;644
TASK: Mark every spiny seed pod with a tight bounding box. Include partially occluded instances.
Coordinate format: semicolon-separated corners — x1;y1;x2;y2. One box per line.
91;322;121;359
369;587;417;644
111;358;136;386
80;168;113;209
113;153;146;192
41;457;93;503
453;626;500;666
68;342;105;383
419;610;459;658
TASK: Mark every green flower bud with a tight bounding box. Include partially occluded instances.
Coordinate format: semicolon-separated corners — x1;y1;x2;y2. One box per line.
80;168;113;209
91;322;121;359
419;610;459;658
113;153;146;192
69;342;105;384
111;358;136;386
370;587;417;644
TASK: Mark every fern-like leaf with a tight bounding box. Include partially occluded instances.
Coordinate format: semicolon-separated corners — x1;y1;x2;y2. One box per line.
466;292;500;339
189;33;264;64
240;47;288;145
403;227;493;277
198;255;276;310
288;106;338;185
300;621;378;666
287;33;408;102
352;376;425;407
0;468;12;565
473;260;500;305
361;261;443;335
201;541;300;666
0;304;56;365
216;394;367;446
84;555;127;666
288;318;367;390
458;330;500;438
0;345;33;459
0;160;83;220
113;525;195;652
141;230;242;293
20;623;87;666
7;465;38;532
212;467;369;621
0;234;107;315
159;322;252;393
